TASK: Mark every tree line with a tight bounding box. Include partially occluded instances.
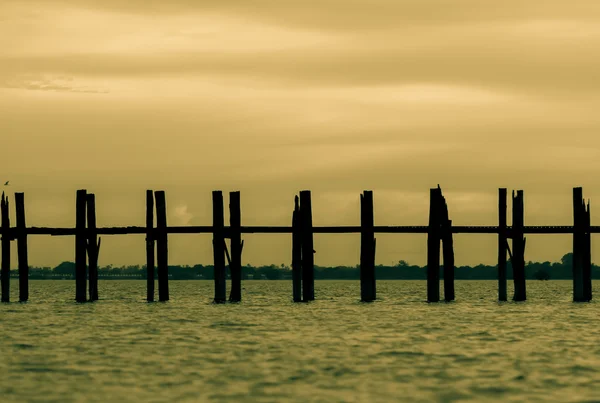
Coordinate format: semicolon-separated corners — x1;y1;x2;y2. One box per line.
8;253;595;280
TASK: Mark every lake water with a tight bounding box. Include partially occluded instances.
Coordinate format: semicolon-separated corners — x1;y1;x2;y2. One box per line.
1;280;599;402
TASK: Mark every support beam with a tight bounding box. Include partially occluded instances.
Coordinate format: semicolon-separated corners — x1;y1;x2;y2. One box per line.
292;196;302;302
213;191;226;303
1;193;10;303
440;193;455;302
498;188;508;302
427;188;442;303
229;191;242;302
360;190;376;302
300;190;315;301
86;194;99;301
584;201;592;301
15;193;29;302
75;190;87;303
512;190;526;301
146;190;155;302
155;191;169;302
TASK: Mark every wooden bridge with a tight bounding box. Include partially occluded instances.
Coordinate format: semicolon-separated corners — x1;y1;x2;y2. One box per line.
0;187;594;304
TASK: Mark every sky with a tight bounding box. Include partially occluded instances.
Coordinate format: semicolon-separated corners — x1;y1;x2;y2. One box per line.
1;0;600;268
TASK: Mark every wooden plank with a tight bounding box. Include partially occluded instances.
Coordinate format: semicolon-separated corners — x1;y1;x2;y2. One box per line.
292;195;302;302
10;225;600;236
86;194;99;301
146;190;155;302
498;188;507;302
75;190;87;303
213;191;226;303
155;191;169;302
427;188;441;303
360;191;376;302
229;191;242;302
583;200;592;301
512;190;526;301
300;190;315;301
15;193;29;302
1;193;10;302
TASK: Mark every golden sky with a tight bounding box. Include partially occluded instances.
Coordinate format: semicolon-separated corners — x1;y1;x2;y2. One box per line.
2;1;600;268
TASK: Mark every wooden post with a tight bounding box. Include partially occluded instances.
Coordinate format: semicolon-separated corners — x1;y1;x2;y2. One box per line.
360;190;376;302
512;190;526;301
86;194;99;301
15;193;29;302
440;193;455;302
229;191;242;302
155;191;169;302
213;191;226;303
498;188;508;301
146;190;155;302
300;190;315;301
572;187;587;302
75;189;87;303
1;193;10;303
584;201;592;301
427;188;441;302
291;195;302;302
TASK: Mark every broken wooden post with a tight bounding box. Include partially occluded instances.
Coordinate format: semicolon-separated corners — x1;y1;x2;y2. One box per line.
1;193;10;303
300;190;315;301
213;191;226;303
498;188;508;302
229;191;242;302
15;193;29;302
360;190;376;302
291;195;302;302
572;187;591;302
440;191;455;302
86;194;99;301
75;189;87;303
512;190;526;301
155;190;169;302
584;200;592;301
427;188;441;303
146;190;155;302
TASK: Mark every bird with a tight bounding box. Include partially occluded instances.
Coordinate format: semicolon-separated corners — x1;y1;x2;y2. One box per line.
3;181;8;186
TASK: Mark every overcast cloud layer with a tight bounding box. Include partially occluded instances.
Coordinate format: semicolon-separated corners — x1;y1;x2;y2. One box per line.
2;1;600;268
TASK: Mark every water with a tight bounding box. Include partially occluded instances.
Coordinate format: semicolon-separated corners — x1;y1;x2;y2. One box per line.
1;280;599;402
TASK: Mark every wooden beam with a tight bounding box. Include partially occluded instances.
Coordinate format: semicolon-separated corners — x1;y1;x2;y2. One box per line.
75;190;87;303
146;190;155;302
1;193;10;302
229;191;242;302
292;195;302;302
212;191;226;303
498;188;507;302
300;190;315;301
512;190;526;301
427;188;442;303
15;193;29;302
155;191;169;302
360;190;376;302
86;194;99;301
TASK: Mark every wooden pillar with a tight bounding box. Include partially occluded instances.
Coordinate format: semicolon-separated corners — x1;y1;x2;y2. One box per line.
572;187;586;302
440;193;455;302
212;191;226;303
512;190;526;301
427;188;441;303
155;190;169;302
498;188;508;301
1;193;10;303
360;190;376;302
291;195;302;302
300;190;315;301
584;201;592;301
15;193;29;302
146;190;155;302
86;194;99;301
75;189;87;303
229;191;242;302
